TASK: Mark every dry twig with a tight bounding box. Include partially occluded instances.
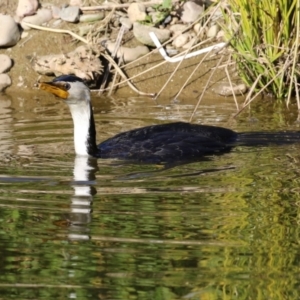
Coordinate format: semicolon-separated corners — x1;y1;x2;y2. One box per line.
189;55;225;122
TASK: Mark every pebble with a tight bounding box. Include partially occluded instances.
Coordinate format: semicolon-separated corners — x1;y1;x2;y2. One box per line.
127;3;147;23
165;45;178;56
79;13;105;23
149;12;162;25
146;7;155;13
21;31;29;39
0;74;12;92
193;23;206;39
59;6;80;23
170;24;188;34
133;22;171;47
172;33;189;48
163;15;172;25
105;42;149;63
70;0;82;6
207;24;219;38
212;83;248;96
0;55;13;73
16;0;39;19
51;6;61;19
193;23;201;33
0;14;21;47
180;1;204;23
170;17;179;25
21;9;53;30
182;36;196;49
216;29;225;40
120;17;132;30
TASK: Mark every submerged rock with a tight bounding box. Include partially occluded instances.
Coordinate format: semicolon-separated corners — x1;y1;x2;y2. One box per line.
212;82;248;96
0;74;12;92
32;45;103;80
0;14;21;47
0;55;13;73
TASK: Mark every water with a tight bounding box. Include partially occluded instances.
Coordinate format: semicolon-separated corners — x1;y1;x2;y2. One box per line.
0;91;300;299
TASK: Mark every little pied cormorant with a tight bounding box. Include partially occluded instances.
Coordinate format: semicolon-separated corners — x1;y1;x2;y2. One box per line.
39;75;238;163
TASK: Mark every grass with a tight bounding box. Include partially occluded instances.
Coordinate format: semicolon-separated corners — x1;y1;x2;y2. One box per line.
222;0;300;107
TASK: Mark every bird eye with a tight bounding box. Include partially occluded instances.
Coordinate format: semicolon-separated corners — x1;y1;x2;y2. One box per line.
64;83;71;90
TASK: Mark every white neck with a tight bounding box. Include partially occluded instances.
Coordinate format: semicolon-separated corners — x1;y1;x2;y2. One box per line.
69;103;91;156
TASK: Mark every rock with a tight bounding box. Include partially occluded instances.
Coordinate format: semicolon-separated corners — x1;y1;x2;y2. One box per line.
163;15;172;25
212;82;248;96
165;45;178;56
0;55;12;73
193;23;206;39
207;24;219;38
180;1;204;23
104;41;149;63
16;0;39;18
170;24;188;34
32;45;103;80
172;33;189;48
146;6;155;13
79;13;105;23
216;29;225;40
149;12;163;25
133;22;171;47
21;31;29;39
59;5;80;23
182;36;196;49
170;17;179;25
70;0;82;6
0;74;12;91
0;15;21;47
51;6;61;19
120;17;132;30
21;8;53;30
127;3;147;22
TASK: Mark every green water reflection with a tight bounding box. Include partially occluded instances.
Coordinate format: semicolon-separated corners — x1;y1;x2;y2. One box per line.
0;93;299;299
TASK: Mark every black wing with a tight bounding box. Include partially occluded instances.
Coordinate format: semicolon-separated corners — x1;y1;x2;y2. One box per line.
98;122;237;163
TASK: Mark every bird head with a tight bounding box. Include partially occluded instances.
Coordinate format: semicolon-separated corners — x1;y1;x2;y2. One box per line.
39;75;90;105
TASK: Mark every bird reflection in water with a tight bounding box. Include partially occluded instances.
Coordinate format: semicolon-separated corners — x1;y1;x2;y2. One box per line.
54;156;98;241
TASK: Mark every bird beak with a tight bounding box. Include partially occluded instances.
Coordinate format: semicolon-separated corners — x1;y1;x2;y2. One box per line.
39;82;69;99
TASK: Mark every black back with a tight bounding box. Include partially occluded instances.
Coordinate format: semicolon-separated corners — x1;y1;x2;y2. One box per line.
98;122;237;163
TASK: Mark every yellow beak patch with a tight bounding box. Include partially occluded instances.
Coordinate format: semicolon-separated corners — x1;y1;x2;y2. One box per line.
39;82;69;99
